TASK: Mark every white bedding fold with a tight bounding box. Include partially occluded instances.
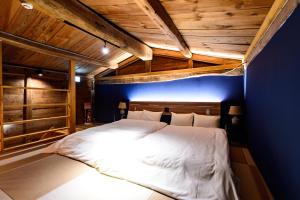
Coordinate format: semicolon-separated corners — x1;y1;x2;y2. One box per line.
44;119;167;167
45;120;238;200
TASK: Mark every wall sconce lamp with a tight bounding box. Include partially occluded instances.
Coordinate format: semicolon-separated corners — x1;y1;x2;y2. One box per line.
118;102;127;119
229;106;243;125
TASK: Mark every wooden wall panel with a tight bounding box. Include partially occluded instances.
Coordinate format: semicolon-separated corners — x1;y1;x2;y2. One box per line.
2;65;70;148
116;55;214;76
151;56;188;72
118;60;146;75
194;60;216;68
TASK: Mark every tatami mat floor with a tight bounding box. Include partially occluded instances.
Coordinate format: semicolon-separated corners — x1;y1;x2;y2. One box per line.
230;146;274;200
1;142;274;200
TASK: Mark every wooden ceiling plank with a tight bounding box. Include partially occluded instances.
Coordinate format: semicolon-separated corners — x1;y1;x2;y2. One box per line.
96;63;241;84
0;31;109;67
244;0;299;65
24;0;152;60
133;0;192;58
152;48;241;65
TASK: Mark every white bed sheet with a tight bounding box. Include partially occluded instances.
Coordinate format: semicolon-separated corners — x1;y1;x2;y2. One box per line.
45;121;238;200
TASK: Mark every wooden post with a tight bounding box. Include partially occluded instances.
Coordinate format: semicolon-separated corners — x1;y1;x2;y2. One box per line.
188;59;193;68
145;60;152;72
68;60;76;134
23;74;32;142
0;41;3;152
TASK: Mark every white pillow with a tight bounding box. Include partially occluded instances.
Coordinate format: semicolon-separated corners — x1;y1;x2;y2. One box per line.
127;111;143;120
170;112;193;126
193;113;220;128
141;110;162;121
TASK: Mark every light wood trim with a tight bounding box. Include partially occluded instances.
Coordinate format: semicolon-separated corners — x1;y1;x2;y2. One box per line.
96;63;241;84
0;41;3;152
4;127;69;141
153;48;241;64
4;115;69;125
4;135;65;151
244;0;299;65
4;103;69;109
0;31;109;67
129;101;221;116
68;60;76;134
145;60;152;72
134;0;191;58
1;85;69;92
24;0;152;60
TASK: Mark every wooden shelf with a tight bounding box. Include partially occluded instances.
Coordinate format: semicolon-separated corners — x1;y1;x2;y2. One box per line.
4;103;69;109
1;85;69;92
4;135;65;151
4;115;69;125
4;127;69;141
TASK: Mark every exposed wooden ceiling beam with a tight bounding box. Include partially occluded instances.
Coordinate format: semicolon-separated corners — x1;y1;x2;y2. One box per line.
87;52;133;78
244;0;299;65
118;56;140;69
96;63;241;84
23;0;152;60
0;31;109;67
134;0;192;58
153;48;240;65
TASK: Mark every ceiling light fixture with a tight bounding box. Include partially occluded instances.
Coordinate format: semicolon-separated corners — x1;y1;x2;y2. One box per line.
20;1;33;9
37;69;43;77
102;41;109;55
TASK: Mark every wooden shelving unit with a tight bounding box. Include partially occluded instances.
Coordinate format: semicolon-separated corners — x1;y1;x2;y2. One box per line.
0;41;76;153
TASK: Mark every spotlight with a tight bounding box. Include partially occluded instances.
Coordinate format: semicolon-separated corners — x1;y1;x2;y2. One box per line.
102;41;109;55
21;2;33;9
37;69;43;77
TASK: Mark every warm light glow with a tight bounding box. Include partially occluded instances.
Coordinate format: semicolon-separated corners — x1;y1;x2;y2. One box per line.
145;42;180;52
109;52;132;69
21;2;33;9
191;50;244;60
75;76;81;83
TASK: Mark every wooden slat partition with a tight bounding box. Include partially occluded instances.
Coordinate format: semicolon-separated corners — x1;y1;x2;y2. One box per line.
4;127;69;141
4;115;69;125
0;41;3;152
0;63;76;152
1;86;69;92
4;135;65;151
4;103;68;109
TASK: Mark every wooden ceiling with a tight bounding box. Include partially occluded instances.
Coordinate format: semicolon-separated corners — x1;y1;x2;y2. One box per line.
0;0;275;75
82;0;274;57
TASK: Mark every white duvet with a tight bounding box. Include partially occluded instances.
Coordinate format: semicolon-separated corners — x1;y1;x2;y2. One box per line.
45;120;238;200
44;119;167;167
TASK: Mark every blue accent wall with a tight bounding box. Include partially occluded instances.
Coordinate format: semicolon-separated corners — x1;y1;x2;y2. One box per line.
246;6;300;199
95;75;244;122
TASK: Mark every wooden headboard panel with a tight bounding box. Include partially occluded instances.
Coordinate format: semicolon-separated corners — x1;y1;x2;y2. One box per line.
128;101;221;115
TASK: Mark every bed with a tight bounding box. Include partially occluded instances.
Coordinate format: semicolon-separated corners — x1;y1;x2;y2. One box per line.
0;102;238;200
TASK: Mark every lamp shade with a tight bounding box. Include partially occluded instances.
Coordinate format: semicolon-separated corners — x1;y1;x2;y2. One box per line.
229;106;242;115
118;102;127;109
